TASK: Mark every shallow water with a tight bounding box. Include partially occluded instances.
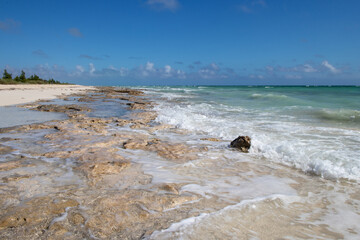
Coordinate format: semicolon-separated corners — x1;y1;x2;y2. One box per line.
0;106;66;128
141;86;360;181
132;86;360;239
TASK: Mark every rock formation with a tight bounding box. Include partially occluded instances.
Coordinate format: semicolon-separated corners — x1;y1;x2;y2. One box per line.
230;135;251;152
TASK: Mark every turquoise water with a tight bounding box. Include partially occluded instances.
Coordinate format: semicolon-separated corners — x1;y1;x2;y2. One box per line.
141;86;360;181
149;86;360;127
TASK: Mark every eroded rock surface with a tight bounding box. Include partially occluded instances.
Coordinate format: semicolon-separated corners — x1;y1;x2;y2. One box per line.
0;87;215;239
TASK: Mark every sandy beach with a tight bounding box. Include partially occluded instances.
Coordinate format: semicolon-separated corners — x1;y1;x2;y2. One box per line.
0;85;94;107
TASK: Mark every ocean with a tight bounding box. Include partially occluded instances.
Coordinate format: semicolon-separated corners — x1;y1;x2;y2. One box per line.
144;86;360;181
138;85;360;239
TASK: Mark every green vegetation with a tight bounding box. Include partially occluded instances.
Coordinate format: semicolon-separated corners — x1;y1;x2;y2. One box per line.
0;69;69;85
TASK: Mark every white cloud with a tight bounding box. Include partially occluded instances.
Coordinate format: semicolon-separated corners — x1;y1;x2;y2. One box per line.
76;65;84;72
303;64;317;73
146;0;180;11
209;63;219;71
0;60;264;83
322;60;340;73
164;65;171;73
71;65;85;77
145;62;155;71
89;63;95;74
266;66;274;71
162;65;172;78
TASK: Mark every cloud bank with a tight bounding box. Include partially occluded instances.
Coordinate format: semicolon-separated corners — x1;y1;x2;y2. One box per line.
3;59;355;85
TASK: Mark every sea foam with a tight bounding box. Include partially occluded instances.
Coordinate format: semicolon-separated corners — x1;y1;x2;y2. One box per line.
146;87;360;182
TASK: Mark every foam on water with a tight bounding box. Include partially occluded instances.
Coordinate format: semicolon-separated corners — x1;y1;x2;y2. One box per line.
149;194;300;240
144;86;360;181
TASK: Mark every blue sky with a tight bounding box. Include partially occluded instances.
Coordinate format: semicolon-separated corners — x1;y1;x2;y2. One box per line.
1;0;360;85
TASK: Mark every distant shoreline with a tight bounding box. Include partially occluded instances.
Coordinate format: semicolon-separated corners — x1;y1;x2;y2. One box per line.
0;84;94;107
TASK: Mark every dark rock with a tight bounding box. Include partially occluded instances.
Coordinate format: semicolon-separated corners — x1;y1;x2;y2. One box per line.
230;136;251;152
33;104;91;113
97;87;144;96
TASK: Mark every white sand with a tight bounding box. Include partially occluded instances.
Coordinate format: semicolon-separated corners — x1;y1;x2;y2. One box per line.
0;85;94;107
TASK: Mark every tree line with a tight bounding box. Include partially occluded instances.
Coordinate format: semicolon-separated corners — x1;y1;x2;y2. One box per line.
1;69;67;84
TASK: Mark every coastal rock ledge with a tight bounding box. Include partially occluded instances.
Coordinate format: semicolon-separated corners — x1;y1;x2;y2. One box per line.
230;136;251;153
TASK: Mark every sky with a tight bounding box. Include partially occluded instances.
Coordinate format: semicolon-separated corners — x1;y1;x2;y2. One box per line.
1;0;360;86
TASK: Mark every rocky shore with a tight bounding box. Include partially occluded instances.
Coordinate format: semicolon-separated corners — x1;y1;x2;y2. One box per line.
0;87;216;239
1;87;358;240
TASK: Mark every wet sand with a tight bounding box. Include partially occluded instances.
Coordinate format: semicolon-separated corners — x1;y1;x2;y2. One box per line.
0;87;359;239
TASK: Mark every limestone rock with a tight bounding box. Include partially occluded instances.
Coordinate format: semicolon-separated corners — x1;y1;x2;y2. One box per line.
0;144;14;154
87;161;130;176
230;136;251;152
123;139;148;149
159;183;180;194
0;197;79;230
0;160;22;171
200;137;221;142
68;212;85;225
33;104;91;113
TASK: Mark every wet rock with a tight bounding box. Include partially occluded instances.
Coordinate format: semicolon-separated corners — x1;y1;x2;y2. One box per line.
0;126;19;133
230;135;251;152
68;212;85;225
0;137;20;142
115;118;131;126
159;183;180;194
149;142;196;161
98;87;144;96
78;149;125;162
0;160;22;171
85;189;197;238
0;215;28;229
130;122;150;129
123;139;149;149
131;111;157;124
201;137;221;142
78;97;96;102
123;137;200;162
2;174;31;183
85;161;130;177
0;86;219;239
33;104;91;113
0;144;14;154
127;101;152;110
149;124;173;133
0;197;79;230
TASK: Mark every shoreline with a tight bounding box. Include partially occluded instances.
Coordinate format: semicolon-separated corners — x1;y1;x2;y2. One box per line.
0;86;207;239
0;86;359;239
0;84;94;107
